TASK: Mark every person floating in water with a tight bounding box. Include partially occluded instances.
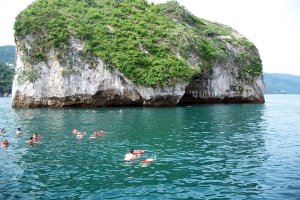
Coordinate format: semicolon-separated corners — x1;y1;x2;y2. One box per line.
16;128;23;134
131;149;145;155
26;137;39;144
72;129;86;139
72;129;85;135
0;128;6;133
90;129;105;138
124;149;138;161
33;133;41;140
90;132;98;139
1;140;10;147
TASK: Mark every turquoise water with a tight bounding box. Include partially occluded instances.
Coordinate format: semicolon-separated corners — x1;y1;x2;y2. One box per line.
0;95;299;199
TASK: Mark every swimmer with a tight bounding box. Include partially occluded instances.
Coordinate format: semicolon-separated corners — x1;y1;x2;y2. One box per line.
124;149;138;161
72;129;86;139
72;129;85;135
92;130;105;136
26;137;38;144
33;133;41;140
89;132;98;139
89;129;104;139
132;150;145;155
1;140;10;147
16;128;23;134
72;129;86;135
0;128;6;133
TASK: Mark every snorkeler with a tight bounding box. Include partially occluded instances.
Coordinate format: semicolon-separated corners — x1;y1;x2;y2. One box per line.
16;128;23;134
72;129;86;139
124;149;138;161
1;140;10;147
33;133;41;140
91;129;105;137
26;137;37;144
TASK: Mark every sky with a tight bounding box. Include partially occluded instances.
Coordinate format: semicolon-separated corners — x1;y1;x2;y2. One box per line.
0;0;300;75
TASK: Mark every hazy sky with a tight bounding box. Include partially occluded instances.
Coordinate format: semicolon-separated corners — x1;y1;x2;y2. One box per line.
1;0;299;75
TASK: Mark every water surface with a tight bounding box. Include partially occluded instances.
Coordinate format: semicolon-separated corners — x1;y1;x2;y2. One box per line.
0;95;299;199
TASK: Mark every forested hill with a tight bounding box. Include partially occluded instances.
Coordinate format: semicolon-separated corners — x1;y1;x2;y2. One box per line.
0;62;14;95
0;45;15;64
0;45;15;95
264;73;300;94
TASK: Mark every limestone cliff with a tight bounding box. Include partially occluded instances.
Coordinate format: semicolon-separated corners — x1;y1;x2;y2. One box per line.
12;0;264;108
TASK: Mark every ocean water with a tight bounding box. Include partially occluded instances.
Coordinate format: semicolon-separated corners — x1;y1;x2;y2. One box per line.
0;95;299;199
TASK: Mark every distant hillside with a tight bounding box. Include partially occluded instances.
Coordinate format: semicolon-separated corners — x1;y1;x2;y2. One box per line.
264;73;300;94
0;62;14;95
0;45;16;64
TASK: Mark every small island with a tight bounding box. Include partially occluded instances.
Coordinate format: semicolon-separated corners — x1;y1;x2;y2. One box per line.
12;0;264;107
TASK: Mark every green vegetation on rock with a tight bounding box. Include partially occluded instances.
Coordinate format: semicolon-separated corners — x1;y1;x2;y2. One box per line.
16;65;39;84
14;0;262;86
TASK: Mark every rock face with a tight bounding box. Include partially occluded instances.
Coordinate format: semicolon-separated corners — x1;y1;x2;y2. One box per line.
12;38;188;107
179;62;264;104
12;36;264;108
